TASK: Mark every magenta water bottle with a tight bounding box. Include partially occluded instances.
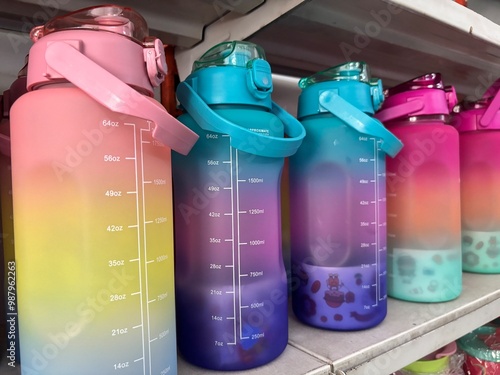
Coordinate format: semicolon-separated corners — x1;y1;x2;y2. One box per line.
173;41;305;370
451;79;500;274
376;73;462;302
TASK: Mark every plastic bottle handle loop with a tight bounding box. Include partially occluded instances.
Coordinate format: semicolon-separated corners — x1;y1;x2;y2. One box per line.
44;41;199;155
375;99;425;123
480;79;500;127
319;90;403;157
0;133;10;157
176;81;305;158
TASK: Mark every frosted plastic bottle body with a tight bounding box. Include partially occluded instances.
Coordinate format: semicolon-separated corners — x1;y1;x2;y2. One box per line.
7;6;199;373
452;88;500;274
11;88;178;375
172;107;288;370
173;40;304;371
385;117;462;302
458;131;500;273
289;62;401;330
289;113;388;330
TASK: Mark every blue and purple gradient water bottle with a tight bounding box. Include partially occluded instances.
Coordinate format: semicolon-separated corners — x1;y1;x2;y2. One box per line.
289;62;402;330
173;41;305;370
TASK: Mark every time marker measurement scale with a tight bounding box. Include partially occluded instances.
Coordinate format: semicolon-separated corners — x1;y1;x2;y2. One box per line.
105;120;176;375
209;133;268;346
12;112;177;375
365;136;387;307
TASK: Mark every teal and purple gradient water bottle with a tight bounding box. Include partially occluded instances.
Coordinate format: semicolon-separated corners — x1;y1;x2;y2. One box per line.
376;73;462;302
289;62;402;330
173;41;305;370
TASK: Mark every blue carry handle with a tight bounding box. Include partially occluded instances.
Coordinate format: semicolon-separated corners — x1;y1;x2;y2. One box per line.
177;81;305;158
319;90;403;157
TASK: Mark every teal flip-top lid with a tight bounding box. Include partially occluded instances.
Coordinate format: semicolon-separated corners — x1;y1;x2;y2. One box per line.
296;62;402;157
176;40;306;157
298;61;384;118
183;40;273;108
192;40;266;71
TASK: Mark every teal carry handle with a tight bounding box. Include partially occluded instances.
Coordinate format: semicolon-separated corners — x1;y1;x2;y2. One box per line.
177;81;305;158
319;90;403;157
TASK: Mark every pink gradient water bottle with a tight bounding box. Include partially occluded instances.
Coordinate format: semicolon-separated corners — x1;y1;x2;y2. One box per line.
9;6;198;375
451;80;500;274
376;73;462;303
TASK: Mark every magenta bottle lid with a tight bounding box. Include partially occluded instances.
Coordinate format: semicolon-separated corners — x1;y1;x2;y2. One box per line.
451;77;500;132
376;73;457;123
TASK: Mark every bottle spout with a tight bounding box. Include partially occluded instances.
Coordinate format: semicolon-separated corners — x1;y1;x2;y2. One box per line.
30;5;148;43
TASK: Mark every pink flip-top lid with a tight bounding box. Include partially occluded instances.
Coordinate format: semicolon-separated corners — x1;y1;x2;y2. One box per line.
376;73;457;123
25;5;198;154
451;78;500;132
27;5;164;95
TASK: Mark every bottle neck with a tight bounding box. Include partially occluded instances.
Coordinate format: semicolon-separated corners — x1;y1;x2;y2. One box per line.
385;114;448;126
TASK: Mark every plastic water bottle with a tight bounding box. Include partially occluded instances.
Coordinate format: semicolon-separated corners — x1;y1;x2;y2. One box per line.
173;40;305;370
289;61;402;330
9;6;198;374
376;73;462;302
451;79;500;274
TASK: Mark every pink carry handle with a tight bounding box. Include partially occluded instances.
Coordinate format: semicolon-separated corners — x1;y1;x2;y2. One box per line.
0;134;9;157
45;41;198;155
375;99;424;123
480;78;500;127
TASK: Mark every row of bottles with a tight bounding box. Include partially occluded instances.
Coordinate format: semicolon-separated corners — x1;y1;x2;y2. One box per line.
1;4;500;374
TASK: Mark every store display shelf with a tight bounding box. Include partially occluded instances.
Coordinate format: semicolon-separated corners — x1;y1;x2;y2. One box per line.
175;0;500;97
247;0;500;98
1;1;500;375
3;0;500;97
177;344;331;375
3;275;495;375
177;273;500;375
293;272;500;375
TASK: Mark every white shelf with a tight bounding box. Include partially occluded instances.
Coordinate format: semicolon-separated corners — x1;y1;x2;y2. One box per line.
3;0;500;97
290;272;500;375
175;273;500;375
175;0;500;98
1;273;498;375
177;345;331;375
